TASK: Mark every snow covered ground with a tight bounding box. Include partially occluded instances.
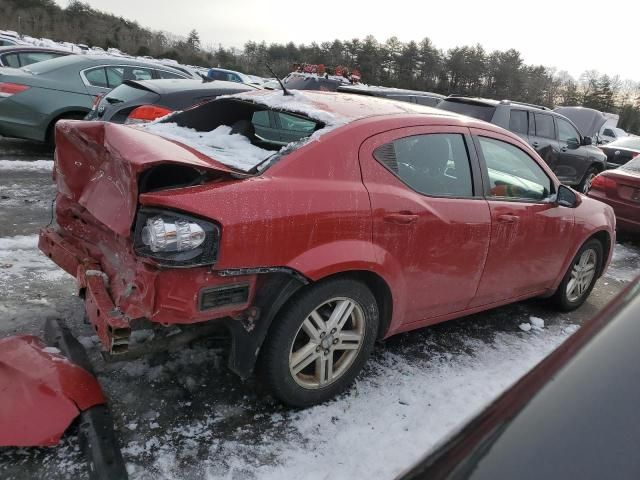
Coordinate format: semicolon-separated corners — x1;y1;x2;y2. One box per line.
0;147;639;480
118;321;579;480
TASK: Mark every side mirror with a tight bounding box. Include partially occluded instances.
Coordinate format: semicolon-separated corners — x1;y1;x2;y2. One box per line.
557;185;580;208
581;136;592;146
567;138;580;148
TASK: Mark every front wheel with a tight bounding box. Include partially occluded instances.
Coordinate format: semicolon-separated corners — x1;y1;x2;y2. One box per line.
579;167;599;193
551;239;603;311
258;278;379;407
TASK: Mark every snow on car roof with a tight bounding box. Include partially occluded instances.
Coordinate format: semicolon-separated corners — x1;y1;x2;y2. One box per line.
228;89;438;124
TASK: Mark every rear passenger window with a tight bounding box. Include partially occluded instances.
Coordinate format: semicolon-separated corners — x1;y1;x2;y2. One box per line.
157;69;184;79
19;52;63;66
130;68;153;81
373;133;473;197
534;113;555;139
84;67;109;88
105;67;124;87
3;53;20;67
509;110;528;134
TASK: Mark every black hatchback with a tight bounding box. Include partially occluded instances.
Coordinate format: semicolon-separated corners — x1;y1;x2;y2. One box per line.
86;78;257;124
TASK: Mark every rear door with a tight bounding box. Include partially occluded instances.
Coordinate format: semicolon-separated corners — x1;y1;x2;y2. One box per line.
556;116;590;184
359;126;491;326
469;130;575;307
507;108;530;143
529;112;561;176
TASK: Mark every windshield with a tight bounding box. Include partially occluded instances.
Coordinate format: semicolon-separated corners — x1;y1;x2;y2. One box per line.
436;100;497;122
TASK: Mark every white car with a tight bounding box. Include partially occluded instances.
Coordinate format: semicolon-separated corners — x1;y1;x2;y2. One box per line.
600;126;628;144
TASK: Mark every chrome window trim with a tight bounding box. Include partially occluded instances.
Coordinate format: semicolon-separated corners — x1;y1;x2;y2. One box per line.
80;64;190;88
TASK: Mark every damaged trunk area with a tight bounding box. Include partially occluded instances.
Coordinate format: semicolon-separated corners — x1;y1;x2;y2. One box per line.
141;96;325;173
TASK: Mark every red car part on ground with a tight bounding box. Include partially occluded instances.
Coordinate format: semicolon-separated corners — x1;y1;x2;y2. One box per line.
39;90;616;406
0;335;104;447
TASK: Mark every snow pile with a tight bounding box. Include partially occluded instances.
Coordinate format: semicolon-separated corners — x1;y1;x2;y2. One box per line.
0;234;68;297
529;316;545;330
142;124;273;171
606;243;640;283
0;160;54;171
520;317;544;333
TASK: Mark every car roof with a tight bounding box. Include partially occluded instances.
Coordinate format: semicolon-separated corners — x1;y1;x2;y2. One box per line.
338;84;444;98
23;54;190;75
231;89;489;127
209;67;243;74
442;96;501;107
0;45;73;54
123;78;257;95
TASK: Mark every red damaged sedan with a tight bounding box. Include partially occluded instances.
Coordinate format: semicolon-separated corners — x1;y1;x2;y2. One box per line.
40;90;615;406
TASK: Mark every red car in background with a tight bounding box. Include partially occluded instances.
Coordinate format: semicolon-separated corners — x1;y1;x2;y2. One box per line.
588;157;640;233
40;90;615;407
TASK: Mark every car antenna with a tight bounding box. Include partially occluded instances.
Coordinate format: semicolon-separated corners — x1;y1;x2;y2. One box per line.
265;64;292;96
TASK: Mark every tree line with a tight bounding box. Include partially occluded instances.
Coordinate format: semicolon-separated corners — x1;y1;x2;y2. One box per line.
2;0;639;133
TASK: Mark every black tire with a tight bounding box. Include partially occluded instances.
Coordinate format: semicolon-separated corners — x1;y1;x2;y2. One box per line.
551;238;603;311
46;112;87;146
578;166;599;194
258;278;379;407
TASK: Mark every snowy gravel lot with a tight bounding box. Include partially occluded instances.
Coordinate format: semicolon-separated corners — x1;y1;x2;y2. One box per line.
1;137;639;480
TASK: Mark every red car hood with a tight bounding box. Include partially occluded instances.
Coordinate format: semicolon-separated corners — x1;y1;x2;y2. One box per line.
54;120;240;237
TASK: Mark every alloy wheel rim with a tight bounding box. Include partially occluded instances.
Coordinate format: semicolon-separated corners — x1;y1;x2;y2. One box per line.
288;297;365;389
582;173;596;193
566;248;597;302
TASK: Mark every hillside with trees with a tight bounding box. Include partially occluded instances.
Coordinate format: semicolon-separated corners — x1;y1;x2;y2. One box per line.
1;0;639;133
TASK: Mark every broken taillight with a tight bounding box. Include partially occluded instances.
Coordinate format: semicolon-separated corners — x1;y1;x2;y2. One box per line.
0;82;30;98
125;105;173;124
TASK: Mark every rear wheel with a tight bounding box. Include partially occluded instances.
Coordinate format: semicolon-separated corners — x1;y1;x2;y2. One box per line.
551;239;602;311
579;167;599;194
258;278;378;407
46;112;87;145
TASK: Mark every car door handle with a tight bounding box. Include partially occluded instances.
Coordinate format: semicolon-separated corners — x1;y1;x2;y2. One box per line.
532;141;539;148
497;214;519;224
383;212;419;225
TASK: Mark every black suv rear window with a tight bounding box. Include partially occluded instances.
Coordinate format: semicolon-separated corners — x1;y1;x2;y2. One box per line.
509;110;528;134
437;100;496;122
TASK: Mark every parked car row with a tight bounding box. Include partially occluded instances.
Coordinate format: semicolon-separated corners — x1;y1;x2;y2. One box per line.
0;55;200;143
435;97;607;193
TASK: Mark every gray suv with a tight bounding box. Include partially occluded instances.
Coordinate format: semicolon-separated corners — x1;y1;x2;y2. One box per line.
436;97;607;192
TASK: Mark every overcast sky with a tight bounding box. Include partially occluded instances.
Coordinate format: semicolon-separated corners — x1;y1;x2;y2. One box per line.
53;0;639;81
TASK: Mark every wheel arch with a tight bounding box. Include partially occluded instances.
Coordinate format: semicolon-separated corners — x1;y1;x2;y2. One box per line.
307;269;394;340
589;229;612;277
45;109;91;144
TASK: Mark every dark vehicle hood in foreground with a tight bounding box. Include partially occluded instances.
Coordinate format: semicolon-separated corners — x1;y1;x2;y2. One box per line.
400;278;640;480
554;106;607;138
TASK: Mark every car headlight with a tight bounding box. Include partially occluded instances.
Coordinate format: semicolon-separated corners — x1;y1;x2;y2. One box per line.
133;208;219;267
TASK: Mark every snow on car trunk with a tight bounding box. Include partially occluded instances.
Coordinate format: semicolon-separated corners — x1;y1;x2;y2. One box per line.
141;124;274;171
